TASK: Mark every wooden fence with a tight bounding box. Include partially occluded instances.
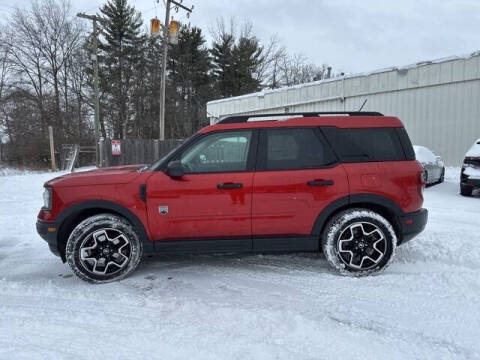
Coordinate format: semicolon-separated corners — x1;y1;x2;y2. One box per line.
100;139;183;167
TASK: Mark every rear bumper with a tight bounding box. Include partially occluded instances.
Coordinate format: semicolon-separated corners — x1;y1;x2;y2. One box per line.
399;208;428;244
36;220;61;257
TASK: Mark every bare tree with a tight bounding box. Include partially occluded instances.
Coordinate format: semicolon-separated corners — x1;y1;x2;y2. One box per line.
278;53;331;87
257;35;287;89
31;0;83;136
1;0;90;166
0;34;11;100
0;33;13;146
3;9;48;137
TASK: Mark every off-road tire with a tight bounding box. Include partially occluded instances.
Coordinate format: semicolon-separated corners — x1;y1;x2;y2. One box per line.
66;214;143;283
321;208;397;276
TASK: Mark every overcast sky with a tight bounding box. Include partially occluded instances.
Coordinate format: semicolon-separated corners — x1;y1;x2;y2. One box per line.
1;0;479;73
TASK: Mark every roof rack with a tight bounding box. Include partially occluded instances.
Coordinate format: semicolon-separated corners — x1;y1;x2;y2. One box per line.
217;111;383;124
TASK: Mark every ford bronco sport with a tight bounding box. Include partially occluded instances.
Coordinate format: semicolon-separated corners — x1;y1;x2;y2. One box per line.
37;112;428;283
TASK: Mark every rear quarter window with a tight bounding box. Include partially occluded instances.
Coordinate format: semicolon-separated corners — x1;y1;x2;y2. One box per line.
322;127;407;162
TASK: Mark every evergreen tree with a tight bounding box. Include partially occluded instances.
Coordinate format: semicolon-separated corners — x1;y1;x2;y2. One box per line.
98;0;145;139
130;35;161;138
210;33;235;98
211;29;263;98
233;36;263;95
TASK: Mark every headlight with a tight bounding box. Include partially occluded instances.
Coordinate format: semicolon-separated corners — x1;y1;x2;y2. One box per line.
43;187;52;210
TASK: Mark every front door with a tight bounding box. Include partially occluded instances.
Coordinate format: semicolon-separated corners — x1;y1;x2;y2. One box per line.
146;130;256;240
252;127;348;238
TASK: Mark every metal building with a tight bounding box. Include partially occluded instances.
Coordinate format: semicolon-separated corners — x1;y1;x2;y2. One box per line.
206;52;480;165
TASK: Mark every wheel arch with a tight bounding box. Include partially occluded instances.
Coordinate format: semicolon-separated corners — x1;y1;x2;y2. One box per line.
56;200;152;262
311;194;404;242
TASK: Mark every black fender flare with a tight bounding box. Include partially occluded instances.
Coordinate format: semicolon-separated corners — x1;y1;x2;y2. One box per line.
311;194;404;236
55;200;152;257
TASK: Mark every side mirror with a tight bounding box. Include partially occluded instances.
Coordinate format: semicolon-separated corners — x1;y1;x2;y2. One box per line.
166;160;184;178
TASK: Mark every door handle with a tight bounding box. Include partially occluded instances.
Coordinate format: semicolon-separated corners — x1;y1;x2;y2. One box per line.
307;179;334;186
217;182;243;190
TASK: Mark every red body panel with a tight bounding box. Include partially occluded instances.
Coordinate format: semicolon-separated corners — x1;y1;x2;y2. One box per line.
38;167;154;240
146;171;253;240
343;161;424;213
252;166;349;236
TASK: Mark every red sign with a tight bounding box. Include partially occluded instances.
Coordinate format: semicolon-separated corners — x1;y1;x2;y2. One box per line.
112;140;121;155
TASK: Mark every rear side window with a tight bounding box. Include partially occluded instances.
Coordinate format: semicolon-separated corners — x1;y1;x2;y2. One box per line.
258;128;337;170
322;127;406;162
395;128;415;160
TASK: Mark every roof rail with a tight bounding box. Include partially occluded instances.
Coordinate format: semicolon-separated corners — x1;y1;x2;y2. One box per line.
217;111;383;124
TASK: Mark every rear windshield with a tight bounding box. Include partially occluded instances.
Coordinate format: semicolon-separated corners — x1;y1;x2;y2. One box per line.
322;127;409;162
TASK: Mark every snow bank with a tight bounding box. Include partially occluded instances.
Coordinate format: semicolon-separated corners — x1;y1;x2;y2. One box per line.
0;165;95;177
0;166;43;176
0;167;479;359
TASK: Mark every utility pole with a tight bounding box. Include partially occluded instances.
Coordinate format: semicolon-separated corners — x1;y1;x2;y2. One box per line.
159;0;193;140
48;126;56;172
77;12;101;167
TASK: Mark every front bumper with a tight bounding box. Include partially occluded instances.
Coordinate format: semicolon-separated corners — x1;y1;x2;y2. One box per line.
399;208;428;244
461;178;480;188
461;165;480;188
36;220;61;257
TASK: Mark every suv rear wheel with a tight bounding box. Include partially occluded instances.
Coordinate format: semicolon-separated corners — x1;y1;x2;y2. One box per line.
321;209;397;276
66;214;143;283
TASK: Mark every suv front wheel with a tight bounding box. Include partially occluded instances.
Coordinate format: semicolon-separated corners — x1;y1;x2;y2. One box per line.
322;209;397;276
66;214;143;283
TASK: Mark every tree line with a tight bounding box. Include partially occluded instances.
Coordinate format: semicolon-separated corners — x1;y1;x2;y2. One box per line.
0;0;335;168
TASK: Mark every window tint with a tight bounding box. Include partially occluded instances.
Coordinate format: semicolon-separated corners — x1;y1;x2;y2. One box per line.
260;128;336;170
322;127;406;162
180;131;252;173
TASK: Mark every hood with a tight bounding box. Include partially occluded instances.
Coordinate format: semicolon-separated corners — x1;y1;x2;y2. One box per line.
45;164;148;188
465;139;480;158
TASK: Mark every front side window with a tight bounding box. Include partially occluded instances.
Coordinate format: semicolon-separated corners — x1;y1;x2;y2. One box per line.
259;128;336;170
180;131;252;173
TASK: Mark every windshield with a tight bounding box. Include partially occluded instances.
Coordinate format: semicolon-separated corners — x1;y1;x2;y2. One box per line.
146;134;197;171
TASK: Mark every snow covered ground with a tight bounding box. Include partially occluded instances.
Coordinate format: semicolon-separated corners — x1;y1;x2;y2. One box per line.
0;168;479;360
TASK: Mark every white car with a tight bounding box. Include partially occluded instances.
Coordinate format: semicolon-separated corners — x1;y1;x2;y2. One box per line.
413;145;445;186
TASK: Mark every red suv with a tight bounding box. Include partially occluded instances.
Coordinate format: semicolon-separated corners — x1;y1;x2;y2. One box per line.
37;112;428;283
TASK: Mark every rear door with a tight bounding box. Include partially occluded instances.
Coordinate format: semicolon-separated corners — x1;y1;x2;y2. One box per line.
146;130;256;240
252;127;348;245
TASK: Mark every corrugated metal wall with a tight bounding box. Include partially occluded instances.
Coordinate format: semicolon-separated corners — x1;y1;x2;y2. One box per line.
207;53;480;165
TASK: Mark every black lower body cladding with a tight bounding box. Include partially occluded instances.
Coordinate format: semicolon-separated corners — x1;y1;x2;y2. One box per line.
36;220;61;257
399;209;428;244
